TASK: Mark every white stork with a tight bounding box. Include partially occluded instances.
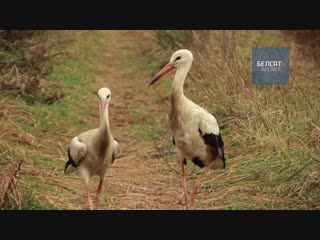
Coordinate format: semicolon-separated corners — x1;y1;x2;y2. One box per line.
148;49;226;209
64;87;119;210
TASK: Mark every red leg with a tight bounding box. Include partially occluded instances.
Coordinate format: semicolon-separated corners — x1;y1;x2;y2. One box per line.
181;160;189;210
96;179;103;209
86;184;94;210
190;161;215;206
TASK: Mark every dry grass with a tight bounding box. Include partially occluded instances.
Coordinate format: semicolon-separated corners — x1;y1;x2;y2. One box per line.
281;30;320;63
0;31;104;210
1;30;319;210
146;30;320;209
0;30;65;104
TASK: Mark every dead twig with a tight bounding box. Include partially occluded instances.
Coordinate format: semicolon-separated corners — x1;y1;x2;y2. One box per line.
0;161;24;210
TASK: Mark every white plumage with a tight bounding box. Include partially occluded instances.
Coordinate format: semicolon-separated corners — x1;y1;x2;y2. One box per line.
64;87;118;210
148;49;226;208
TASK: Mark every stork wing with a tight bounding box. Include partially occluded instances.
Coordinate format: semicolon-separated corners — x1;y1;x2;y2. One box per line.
64;136;87;173
112;140;119;163
198;112;225;162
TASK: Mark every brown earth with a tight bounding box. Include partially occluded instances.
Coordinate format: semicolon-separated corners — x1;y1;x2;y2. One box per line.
71;30;194;210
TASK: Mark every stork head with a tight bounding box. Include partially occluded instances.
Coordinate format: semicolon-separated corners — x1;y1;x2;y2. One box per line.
148;49;193;86
97;87;111;116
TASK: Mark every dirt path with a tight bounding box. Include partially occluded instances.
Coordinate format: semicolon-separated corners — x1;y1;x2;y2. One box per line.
87;30;185;210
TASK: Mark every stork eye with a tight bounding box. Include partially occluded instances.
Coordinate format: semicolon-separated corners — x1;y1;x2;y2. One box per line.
106;94;110;99
175;56;181;61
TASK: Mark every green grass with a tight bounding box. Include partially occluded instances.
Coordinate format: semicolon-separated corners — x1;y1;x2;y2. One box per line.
103;195;119;208
131;124;165;142
31;155;57;169
127;94;169;143
0;151;10;166
128;102;151;122
6;177;59;210
13;192;57;210
24;177;53;192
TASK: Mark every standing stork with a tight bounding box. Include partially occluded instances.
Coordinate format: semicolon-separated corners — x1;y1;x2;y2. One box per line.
148;49;226;209
64;87;119;210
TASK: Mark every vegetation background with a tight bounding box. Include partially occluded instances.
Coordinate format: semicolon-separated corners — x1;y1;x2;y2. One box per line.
0;30;319;210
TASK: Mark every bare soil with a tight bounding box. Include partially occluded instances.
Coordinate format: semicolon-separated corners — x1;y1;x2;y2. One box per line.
78;30;186;210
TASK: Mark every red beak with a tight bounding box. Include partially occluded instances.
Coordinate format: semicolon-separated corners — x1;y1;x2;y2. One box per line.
148;63;175;86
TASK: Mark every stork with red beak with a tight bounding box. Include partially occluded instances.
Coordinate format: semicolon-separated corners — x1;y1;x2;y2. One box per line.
148;49;226;209
64;87;119;210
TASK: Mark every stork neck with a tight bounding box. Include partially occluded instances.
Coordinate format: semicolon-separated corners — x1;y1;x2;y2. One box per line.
169;63;192;129
171;63;191;97
99;105;111;139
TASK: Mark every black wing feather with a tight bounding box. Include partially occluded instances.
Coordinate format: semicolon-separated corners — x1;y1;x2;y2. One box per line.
64;147;79;173
112;151;116;163
191;157;205;168
199;130;226;168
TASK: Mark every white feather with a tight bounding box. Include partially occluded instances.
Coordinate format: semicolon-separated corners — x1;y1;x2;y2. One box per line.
198;110;220;135
70;136;87;163
113;140;119;156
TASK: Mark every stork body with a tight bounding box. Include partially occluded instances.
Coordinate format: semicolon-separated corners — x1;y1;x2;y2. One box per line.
64;87;118;210
148;49;225;209
169;90;225;170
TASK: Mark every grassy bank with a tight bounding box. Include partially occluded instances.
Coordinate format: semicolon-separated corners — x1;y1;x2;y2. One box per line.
0;31;109;209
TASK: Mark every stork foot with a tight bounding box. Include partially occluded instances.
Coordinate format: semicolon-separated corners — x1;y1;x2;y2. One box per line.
190;175;204;207
96;195;102;210
88;198;94;210
177;191;186;204
176;193;188;210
